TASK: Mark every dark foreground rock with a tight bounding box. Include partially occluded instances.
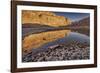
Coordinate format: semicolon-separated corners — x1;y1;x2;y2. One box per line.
22;41;90;62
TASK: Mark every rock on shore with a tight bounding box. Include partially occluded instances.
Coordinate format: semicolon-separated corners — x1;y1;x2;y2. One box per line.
22;41;90;62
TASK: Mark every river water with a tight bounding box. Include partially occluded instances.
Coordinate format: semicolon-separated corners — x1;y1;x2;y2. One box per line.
22;28;90;54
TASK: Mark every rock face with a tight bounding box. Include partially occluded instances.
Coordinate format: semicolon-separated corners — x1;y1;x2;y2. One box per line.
22;10;71;27
69;17;90;27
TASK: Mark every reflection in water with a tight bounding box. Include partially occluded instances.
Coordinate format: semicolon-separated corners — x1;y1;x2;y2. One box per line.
71;28;90;36
23;30;70;53
22;28;90;62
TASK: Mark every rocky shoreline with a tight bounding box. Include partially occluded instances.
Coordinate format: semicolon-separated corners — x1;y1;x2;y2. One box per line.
22;41;90;62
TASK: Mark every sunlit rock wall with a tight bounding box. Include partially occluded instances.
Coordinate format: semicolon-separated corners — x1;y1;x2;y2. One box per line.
22;10;71;27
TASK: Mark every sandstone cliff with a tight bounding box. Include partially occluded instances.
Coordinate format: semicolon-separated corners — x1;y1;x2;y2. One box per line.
22;10;71;27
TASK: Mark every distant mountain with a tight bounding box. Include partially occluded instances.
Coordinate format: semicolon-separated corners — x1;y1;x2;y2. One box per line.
68;17;90;27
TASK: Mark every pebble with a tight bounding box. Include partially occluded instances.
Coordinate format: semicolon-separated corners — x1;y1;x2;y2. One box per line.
22;41;90;62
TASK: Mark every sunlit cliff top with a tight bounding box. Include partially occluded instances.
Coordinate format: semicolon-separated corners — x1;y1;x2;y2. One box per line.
22;10;71;27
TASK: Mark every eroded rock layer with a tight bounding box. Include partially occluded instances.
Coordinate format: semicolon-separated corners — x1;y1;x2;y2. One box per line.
22;10;71;27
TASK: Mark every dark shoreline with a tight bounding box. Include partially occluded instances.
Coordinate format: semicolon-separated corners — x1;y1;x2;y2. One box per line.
22;27;89;38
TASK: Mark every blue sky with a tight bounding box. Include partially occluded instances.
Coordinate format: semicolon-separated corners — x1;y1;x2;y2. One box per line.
54;12;90;22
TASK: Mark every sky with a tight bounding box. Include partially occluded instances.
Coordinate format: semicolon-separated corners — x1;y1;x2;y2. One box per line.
54;12;90;22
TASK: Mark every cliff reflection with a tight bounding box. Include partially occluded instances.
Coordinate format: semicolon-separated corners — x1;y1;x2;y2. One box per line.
23;30;70;53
